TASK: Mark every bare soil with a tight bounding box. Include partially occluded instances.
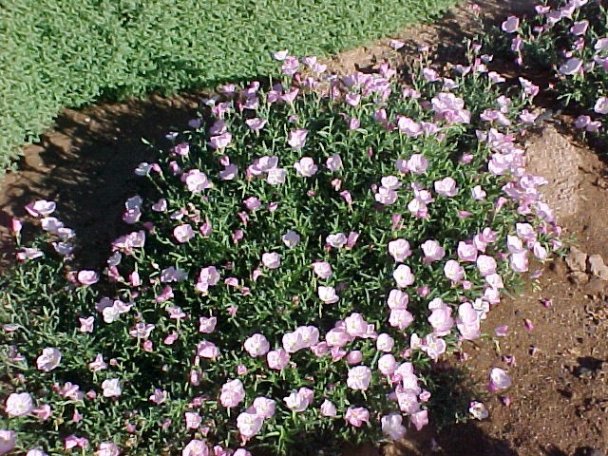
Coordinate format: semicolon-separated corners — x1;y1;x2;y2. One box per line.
1;1;607;455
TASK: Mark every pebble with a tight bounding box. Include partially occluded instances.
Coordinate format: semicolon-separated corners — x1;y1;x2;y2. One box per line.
566;247;588;272
588;254;608;281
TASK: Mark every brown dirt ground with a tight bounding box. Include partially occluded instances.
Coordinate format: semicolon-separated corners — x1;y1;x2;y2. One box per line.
1;1;607;455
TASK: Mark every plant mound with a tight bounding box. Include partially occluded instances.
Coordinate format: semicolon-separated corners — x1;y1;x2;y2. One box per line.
496;0;608;140
1;50;559;455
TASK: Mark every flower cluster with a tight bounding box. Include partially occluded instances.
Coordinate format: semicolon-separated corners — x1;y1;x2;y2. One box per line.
0;47;558;455
496;0;608;139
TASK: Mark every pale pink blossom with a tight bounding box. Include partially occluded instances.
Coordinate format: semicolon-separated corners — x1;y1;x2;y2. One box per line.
421;240;445;263
96;442;120;456
312;261;332;279
0;430;16;455
196;340;220;359
376;333;395;352
501;16;519;33
434;177;458;197
389;308;414;330
488;368;512;392
318;286;339;304
220;379;245;408
326;154;343;172
320;400;337;417
344;407;369;427
267;349;290;370
294;157;318;177
174;224;195;243
185;412;202;430
261;252;281;269
378;354;397;376
25;200;56;217
469;401;489;420
102;379;121;398
477;255;497;276
393;265;415;288
388;239;412;262
182;439;209;456
282;230;300;248
407;154;429;174
6;392;34;417
252;397;276;419
244;334;270;357
444;260;464;282
381;414;406;440
288;129;308;150
36;347;62;372
236;412;264;439
457;241;478;262
284;388;313;412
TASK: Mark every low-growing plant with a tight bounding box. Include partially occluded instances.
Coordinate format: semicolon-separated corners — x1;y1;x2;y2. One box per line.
492;0;608;142
0;48;560;455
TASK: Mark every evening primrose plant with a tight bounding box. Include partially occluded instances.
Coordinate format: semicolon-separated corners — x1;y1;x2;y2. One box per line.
0;49;559;456
495;0;608;141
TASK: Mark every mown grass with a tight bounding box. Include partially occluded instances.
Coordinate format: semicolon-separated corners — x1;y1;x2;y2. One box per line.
0;0;458;175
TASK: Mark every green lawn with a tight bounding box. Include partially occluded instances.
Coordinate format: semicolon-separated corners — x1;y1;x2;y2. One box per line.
0;0;458;174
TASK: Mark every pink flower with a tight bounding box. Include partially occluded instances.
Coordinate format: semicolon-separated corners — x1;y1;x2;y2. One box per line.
220;379;245;408
501;16;519;33
96;442;120;456
510;251;528;272
267;349;290;370
421;334;446;360
294;157;318;177
183;169;211;193
284;388;313;412
488;368;512;392
6;392;34;417
434;177;458;197
570;20;589;36
25;199;56;217
77;270;99;286
389;308;414;330
101;379;121;398
344;407;369;427
196;341;220;359
428;299;454;336
37;348;62;372
312;261;332;279
174;224;195;243
393;265;415;288
344;313;371;338
27;449;48;456
387;289;409;309
288;129;308;149
346;350;363;365
182;439;209;456
347;366;372;390
469;401;489;420
397;116;422;137
261;252;281;269
410;409;429;431
244;334;270;357
245;118;267;131
326;154;343;172
252;397;276;419
477;255;497;276
185;412;202;430
375;186;398;205
320;400;337;417
236;412;263;439
594;97;608;114
421;240;445;263
282;230;300;248
456;303;480;340
318;286;339;304
381;414;406;440
79;317;94;333
0;430;16;455
378;354;397;376
388;239;412;262
407;154;429;174
209;132;232;150
376;333;395;352
326;232;347;248
266;168;286;185
559;58;583;75
198;316;217;334
457;241;478;262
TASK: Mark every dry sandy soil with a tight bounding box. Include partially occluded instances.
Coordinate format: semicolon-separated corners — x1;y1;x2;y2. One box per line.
0;1;606;455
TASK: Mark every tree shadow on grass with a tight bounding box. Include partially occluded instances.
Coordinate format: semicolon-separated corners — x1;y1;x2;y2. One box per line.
0;92;204;268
